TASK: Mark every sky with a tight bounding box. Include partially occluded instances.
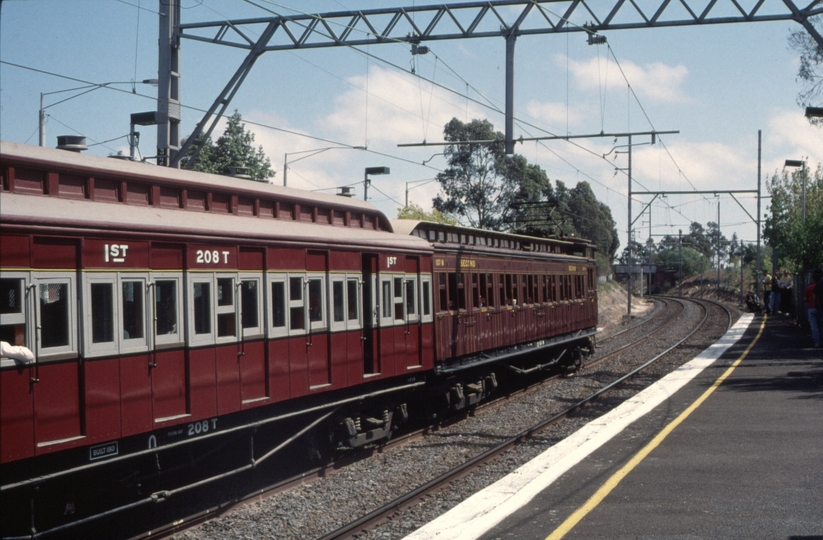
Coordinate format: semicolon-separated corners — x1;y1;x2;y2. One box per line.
2;0;822;255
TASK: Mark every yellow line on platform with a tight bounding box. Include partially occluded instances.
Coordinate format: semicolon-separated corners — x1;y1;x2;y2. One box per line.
546;316;767;540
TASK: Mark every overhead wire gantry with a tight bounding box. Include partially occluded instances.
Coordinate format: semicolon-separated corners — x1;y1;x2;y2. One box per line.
153;0;823;167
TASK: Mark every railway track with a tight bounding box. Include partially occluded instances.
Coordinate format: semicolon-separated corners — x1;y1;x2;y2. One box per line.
134;296;734;540
29;296;730;540
313;296;730;540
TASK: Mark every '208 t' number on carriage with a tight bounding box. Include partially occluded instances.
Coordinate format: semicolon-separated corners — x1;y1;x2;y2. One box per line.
188;419;217;436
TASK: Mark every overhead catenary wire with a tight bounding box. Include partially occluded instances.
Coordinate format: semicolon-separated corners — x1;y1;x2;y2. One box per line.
1;60;443;174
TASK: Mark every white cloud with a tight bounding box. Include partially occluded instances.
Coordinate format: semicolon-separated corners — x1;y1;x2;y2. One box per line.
560;54;690;104
323;65;492;148
524;99;582;130
764;108;823;169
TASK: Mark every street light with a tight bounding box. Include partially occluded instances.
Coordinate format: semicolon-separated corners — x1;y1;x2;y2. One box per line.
39;79;158;147
364;166;390;201
805;107;823;118
784;159;807;221
283;146;366;187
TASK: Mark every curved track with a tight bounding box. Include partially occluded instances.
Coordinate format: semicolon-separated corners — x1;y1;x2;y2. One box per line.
70;296;735;540
315;297;732;540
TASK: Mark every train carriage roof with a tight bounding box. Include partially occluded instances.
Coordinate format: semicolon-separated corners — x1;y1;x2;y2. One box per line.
390;219;595;258
1;192;429;251
0;142;429;252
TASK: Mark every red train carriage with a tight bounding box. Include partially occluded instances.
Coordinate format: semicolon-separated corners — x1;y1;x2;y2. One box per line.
392;221;597;408
0;141;596;537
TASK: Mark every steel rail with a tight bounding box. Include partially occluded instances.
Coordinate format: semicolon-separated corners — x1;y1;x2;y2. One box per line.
318;297;725;540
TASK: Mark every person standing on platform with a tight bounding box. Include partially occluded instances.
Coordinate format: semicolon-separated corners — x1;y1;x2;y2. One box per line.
762;270;772;315
779;270;794;314
803;268;823;348
771;271;782;314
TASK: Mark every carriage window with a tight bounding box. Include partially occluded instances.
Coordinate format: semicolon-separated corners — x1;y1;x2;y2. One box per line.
241;278;260;332
472;274;480;309
271;281;286;329
486;274;495;308
155;280;178;336
520;275;527;305
216;278;236;338
447;273;458;311
39;283;70;349
290;277;303;301
437;273;447;312
91;283;114;343
382;280;392;319
308;278;323;325
193;282;211;335
478;274;488;308
122;281;145;340
576;275;584;299
527;275;534;304
333;281;345;323
394;277;404;321
0;279;23;317
289;277;305;331
347;279;359;323
507;275;516;306
405;278;417;319
0;278;26;346
532;275;540;304
422;279;431;317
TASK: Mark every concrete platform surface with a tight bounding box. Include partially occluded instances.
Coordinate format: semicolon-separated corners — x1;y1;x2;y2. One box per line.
406;312;823;540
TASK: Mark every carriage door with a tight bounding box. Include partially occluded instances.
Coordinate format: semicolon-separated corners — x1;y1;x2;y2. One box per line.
32;238;82;448
403;257;422;369
238;248;266;403
149;243;187;423
306;251;330;389
361;253;379;375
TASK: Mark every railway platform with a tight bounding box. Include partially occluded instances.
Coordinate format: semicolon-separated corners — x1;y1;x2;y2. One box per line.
406;311;823;540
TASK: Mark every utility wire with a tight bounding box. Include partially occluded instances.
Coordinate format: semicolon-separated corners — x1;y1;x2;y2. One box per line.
1;60;442;173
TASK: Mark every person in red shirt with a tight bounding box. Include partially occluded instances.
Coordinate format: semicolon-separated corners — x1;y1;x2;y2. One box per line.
803;269;823;348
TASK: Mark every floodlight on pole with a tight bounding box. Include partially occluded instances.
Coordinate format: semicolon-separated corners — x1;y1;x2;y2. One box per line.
283;146;366;187
804;107;823;118
784;159;807;221
364;166;390;201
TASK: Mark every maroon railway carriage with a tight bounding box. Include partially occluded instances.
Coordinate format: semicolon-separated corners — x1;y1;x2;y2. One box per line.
392;220;597;387
0;141;596;537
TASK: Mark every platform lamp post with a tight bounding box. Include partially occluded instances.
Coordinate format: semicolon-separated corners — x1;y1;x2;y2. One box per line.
405;178;438;208
784;159;807;221
364;166;390;201
805;107;823;119
40;80;158;148
283;146;366;187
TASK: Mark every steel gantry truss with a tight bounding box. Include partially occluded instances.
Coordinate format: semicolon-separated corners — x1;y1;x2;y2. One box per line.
158;0;823;167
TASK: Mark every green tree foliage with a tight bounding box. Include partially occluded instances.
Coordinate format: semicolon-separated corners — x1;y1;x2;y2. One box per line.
764;163;823;269
181;111;274;183
788;20;823;126
656;246;710;276
684;222;715;259
432;118;620;263
567;182;620;260
432;118;513;229
396;203;458;225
